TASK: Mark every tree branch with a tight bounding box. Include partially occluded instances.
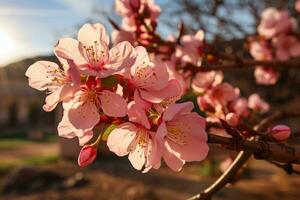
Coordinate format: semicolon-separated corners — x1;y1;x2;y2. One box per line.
187;151;252;200
185;59;300;72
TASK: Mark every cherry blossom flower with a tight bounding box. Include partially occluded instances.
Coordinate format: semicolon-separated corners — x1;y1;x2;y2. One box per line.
112;29;136;45
254;66;279;85
55;23;136;78
64;77;128;132
248;93;270;113
296;0;300;12
25;60;80;112
272;34;300;61
249;41;272;61
126;47;182;107
192;71;223;94
176;30;205;66
58;111;94;146
107;122;161;172
156;102;209;171
258;8;296;39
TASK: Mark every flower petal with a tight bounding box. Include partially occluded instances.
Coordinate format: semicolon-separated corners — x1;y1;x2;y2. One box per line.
140;79;182;104
25;61;58;91
106;41;135;70
107;122;138;156
100;90;127;117
68;100;100;130
163;102;194;121
77;23;109;47
128;101;151;129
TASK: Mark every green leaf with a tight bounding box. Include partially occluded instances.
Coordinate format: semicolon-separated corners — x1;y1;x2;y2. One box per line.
102;124;118;141
101;75;118;88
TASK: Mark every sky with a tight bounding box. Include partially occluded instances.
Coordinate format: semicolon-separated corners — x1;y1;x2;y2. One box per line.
0;0;116;66
0;0;252;67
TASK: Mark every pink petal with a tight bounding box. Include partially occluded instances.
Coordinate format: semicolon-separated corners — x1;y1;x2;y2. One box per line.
163;102;194;121
128;101;151;129
107;122;138;156
77;23;109;47
163;140;185;171
25;61;58;91
68;100;100;130
54;37;86;66
106;41;135;70
167;133;209;162
43;84;77;112
99;90;127;117
140;79;182;104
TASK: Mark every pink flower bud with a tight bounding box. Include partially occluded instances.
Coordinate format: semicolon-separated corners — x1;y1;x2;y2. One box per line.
268;125;291;141
225;113;239;127
78;145;97;167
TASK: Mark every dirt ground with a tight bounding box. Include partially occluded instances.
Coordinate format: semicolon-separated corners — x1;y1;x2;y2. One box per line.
1;141;300;200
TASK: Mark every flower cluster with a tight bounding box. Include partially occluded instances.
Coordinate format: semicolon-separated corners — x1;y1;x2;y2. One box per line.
249;7;300;85
26;22;209;172
192;70;269;136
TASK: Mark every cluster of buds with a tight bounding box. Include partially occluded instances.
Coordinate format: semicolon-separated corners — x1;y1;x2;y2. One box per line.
249;7;300;85
26;23;208;172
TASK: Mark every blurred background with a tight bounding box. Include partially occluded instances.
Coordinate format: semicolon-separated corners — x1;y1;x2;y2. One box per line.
0;0;300;200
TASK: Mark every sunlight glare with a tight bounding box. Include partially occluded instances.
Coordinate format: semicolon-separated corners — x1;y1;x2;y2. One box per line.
0;30;16;66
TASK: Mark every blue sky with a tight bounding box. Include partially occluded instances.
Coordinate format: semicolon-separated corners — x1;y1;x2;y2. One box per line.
0;0;117;66
0;0;253;67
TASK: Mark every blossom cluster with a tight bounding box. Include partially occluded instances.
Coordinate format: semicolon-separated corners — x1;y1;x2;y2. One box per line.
191;70;269;135
249;7;300;85
26;22;208;172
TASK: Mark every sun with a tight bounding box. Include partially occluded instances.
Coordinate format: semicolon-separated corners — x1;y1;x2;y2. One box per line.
0;30;16;66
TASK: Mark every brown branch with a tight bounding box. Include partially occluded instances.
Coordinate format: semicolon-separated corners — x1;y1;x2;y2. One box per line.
188;110;300;200
207;134;300;164
185;59;300;72
187;151;251;200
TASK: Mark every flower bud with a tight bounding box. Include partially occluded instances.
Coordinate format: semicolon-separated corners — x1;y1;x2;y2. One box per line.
225;113;239;127
268;125;291;141
78;145;97;167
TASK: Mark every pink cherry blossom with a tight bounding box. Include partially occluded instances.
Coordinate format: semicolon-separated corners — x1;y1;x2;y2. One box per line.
55;23;136;78
58;110;94;146
225;113;239;127
112;29;136;45
254;66;279;85
64;77;128;132
219;157;233;173
25;60;80;112
128;47;182;106
192;71;223;93
296;0;300;12
156;102;209;171
210;83;239;105
230;98;249;117
258;8;296;39
273;34;300;61
248;94;270;113
249;41;272;61
176;30;204;66
107;122;161;172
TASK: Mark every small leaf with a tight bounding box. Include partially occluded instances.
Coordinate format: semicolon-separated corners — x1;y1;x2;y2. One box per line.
102;124;118;141
101;75;118;88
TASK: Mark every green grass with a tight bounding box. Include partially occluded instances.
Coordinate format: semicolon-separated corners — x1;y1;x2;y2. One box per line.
0;139;34;150
0;154;59;176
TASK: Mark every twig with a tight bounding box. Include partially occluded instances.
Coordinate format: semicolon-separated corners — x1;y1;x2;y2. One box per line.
267;161;300;175
185;59;300;72
187;151;252;200
187;111;300;200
